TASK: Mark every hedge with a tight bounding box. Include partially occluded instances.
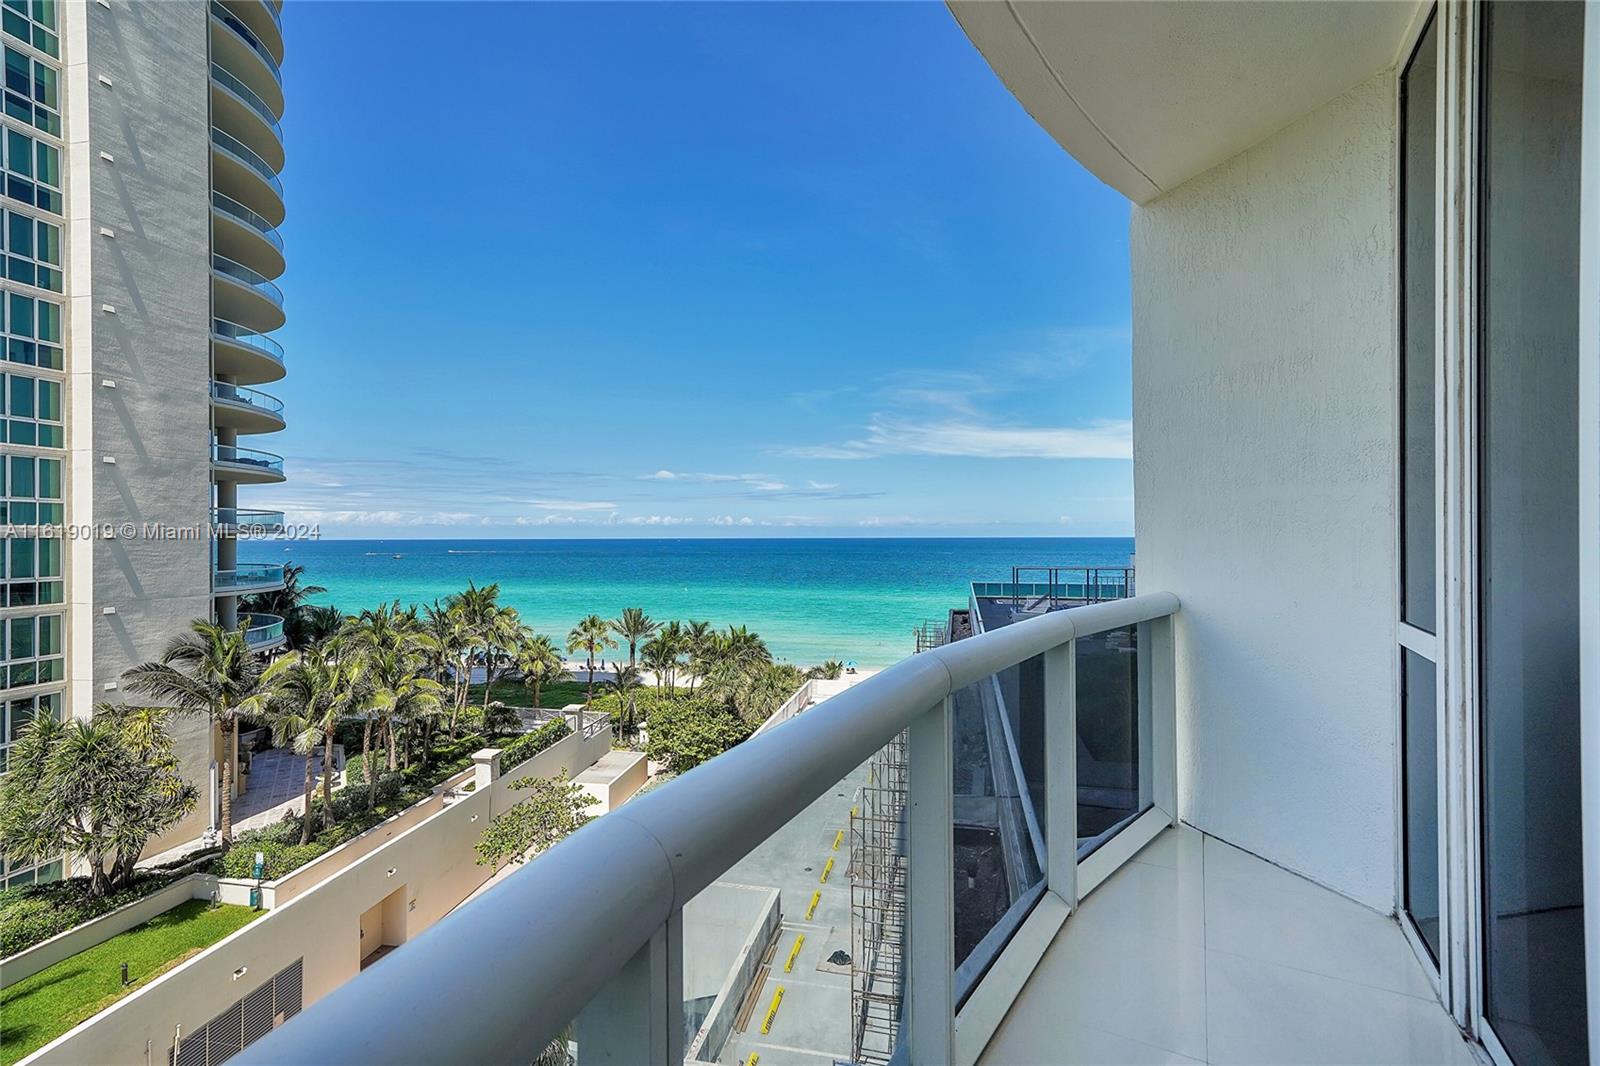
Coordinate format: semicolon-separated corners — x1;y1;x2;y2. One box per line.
497;718;571;777
0;870;187;957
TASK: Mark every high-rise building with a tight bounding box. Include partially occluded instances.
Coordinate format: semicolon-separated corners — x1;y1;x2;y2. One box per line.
0;0;287;878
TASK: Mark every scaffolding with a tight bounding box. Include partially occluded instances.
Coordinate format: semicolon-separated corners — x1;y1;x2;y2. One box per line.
852;619;955;1063
849;729;908;1065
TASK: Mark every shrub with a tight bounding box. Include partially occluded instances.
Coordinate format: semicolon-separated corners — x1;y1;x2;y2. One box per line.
0;872;186;956
498;718;571;777
643;698;749;774
590;687;694;724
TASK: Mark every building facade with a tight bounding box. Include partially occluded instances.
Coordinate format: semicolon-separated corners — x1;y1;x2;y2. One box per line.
0;0;287;879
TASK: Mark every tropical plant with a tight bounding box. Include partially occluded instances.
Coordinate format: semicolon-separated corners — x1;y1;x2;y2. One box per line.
640;634;678;692
0;709;195;896
808;660;844;681
609;608;658;669
566;615;616;729
683;620;713;692
241;562;328;649
605;662;644;744
477;607;528;719
473;771;594;870
244;667;329;845
121;619;263;844
516;633;569;710
421;597;475;738
294;604;346;648
643;698;749;774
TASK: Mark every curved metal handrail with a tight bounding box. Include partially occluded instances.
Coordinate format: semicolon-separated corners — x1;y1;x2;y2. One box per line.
237;591;1181;1065
213;318;285;364
241;613;286;647
212;127;283;196
210;1;282;85
211;62;282;140
210;380;284;416
215;562;288;591
213;507;285;530
213;253;284;307
211;191;285;253
211;442;284;474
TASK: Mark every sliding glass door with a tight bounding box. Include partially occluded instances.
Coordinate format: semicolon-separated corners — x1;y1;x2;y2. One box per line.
1477;3;1586;1062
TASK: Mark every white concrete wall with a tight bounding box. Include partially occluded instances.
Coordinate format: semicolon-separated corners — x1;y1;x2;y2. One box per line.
23;725;614;1065
1132;71;1399;909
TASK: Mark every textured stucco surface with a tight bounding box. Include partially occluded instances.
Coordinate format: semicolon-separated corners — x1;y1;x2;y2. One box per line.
1131;72;1399;910
85;1;216;847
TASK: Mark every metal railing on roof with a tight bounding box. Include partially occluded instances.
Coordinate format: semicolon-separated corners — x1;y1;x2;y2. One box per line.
238;591;1180;1066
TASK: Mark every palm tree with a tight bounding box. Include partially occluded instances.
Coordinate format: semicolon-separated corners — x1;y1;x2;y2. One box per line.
808;659;844;681
516;633;569;710
241;562;328;649
610;608;658;669
244;643;367;829
606;662;644;745
683;620;713;692
478;607;529;720
244;660;328;844
343;602;443;802
294;604;346;649
640;635;676;691
566;615;616;732
122;620;263;844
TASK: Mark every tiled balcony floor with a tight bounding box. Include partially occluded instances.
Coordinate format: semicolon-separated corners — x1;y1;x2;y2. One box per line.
980;826;1481;1065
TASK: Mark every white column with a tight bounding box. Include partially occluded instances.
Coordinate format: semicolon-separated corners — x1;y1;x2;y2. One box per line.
906;697;954;1062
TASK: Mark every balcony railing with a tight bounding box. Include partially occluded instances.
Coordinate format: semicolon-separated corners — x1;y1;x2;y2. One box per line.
213;253;284;308
241;613;286;649
210;0;282;85
211;380;284;417
211;61;282;140
213;507;285;532
212;442;283;476
212;127;283;196
215;562;287;593
212;191;284;253
213;318;284;366
238;592;1180;1066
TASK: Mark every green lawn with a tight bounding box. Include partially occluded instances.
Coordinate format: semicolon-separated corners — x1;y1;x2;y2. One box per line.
0;900;260;1065
467;678;592;709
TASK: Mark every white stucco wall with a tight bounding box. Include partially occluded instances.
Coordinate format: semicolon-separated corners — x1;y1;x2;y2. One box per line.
1131;71;1398;909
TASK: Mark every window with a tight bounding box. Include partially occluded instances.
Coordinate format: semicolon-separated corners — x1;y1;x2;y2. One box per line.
2;45;55;135
0;1;58;60
2;452;62;524
1;612;62;688
2;121;59;213
2;206;60;291
3;371;61;446
3;289;63;369
1478;2;1586;1062
0;854;61;888
0;687;58;774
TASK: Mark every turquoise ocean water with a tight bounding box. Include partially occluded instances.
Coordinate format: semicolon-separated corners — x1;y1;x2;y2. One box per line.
240;537;1135;668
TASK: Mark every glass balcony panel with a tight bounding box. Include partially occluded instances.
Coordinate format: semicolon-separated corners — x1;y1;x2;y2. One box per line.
214;562;286;591
1076;624;1148;855
950;655;1046;1006
211;380;284;415
212;127;282;195
213;318;284;363
210;1;281;84
213;507;284;532
212;443;283;475
241;612;284;648
212;190;284;252
211;62;281;138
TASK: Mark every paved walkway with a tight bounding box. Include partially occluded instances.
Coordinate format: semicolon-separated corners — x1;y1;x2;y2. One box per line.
234;748;340;832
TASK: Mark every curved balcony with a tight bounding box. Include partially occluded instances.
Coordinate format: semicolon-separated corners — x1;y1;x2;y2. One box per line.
213;318;284;386
212;127;283;228
217;0;283;68
213;507;285;534
212;442;285;484
242;612;287;652
213;253;285;332
215;561;288;596
210;63;284;173
211;380;285;434
209;1;283;117
212;191;285;281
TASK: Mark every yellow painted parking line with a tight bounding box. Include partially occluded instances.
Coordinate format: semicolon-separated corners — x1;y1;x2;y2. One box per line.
832;829;844;851
785;933;806;973
745;1055;759;1066
819;856;834;884
805;890;821;919
761;986;785;1035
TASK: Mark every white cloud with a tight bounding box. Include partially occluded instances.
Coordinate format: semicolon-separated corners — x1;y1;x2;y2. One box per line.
519;497;617;512
609;513;696;527
806;479;839;490
783;418;1132;461
640;470;787;491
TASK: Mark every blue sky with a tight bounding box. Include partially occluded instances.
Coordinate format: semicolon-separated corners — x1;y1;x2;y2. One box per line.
259;1;1133;538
